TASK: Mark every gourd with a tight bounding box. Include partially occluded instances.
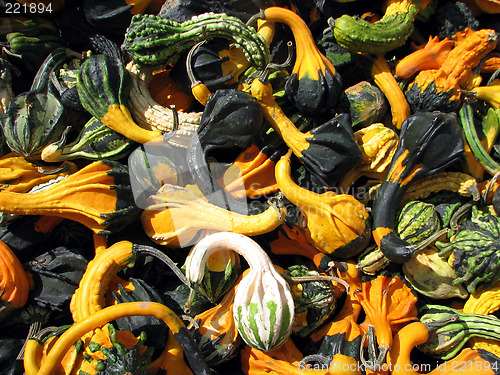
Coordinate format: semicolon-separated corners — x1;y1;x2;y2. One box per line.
4;25;65;73
396;200;441;244
197;247;241;305
0;240;30;319
41;117;136;162
339;81;388;128
250;73;362;187
394;36;454;79
187;88;265;208
285;264;338;338
0;160;139;235
127;141;186;210
184;232;295;352
249;7;342;115
458;101;500;178
371;111;464;263
388;321;500;375
76;53;163;144
418;304;500;360
436;206;500;294
184;40;235;106
331;0;421;55
354;273;418;369
357;245;391;275
405;28;497;113
371;54;411;129
307;262;364;363
0;153;77;193
191;271;244;365
403;245;469;299
275;152;370;258
148;68;193;111
463;280;500;357
338;123;398;193
1;89;68;160
24;302;211;375
461;79;500;109
126;62;202;149
70;240;186;324
122;12;270;70
87;324;154;375
140;183;286;247
219;144;280;200
1;48;71;160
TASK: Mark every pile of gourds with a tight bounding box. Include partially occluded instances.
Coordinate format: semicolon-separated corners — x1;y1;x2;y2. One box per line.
0;0;499;373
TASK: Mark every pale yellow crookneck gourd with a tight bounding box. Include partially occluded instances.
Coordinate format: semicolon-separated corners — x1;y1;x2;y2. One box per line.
275;152;370;258
140;183;286;247
184;231;294;352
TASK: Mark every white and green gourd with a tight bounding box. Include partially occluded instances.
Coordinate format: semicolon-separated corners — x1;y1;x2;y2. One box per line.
184;231;295;352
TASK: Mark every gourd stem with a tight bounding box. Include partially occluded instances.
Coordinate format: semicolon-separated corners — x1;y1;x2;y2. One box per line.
482;170;500;202
245;9;265;27
283;274;350;293
449;202;474;232
412;227;449;253
133;244;190;287
258;41;294;82
487;63;500;85
17;319;43;360
161;105;180;143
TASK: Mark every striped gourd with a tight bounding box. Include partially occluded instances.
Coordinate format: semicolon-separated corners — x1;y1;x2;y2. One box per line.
419;303;500;360
122;12;270;70
41;117;135;162
184;232;294;352
77;54;162;144
396;200;441;245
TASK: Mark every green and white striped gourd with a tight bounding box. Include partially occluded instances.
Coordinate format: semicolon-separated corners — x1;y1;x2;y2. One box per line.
122;12;270;70
184;232;294;352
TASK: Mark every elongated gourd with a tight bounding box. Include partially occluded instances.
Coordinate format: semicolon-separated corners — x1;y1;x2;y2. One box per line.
275;152;370;258
25;302;211;375
141;183;286;247
253;7;342;115
122;12;270;70
250;74;361;187
185;232;294;352
405;28;497;113
371;54;411;129
126;62;202;149
395;36;454;78
332;0;422;54
77;54;163;144
371;112;464;263
0;160;139;235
